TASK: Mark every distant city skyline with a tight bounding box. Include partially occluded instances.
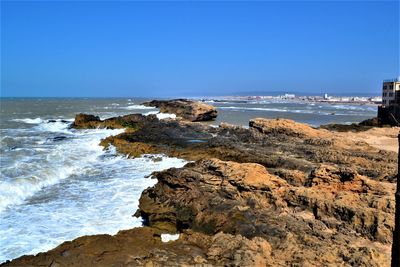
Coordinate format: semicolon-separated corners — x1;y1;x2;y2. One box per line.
1;1;399;97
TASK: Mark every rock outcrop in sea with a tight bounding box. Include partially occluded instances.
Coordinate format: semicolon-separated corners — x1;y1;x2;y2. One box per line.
3;104;398;266
142;99;218;121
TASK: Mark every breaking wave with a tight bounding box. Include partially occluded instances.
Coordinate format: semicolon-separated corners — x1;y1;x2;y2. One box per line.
0;118;186;261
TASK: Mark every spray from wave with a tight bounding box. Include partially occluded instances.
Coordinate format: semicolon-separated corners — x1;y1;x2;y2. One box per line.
0;118;186;262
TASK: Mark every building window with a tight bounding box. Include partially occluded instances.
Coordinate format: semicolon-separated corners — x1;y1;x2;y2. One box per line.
389;92;394;97
390;85;394;89
383;85;387;90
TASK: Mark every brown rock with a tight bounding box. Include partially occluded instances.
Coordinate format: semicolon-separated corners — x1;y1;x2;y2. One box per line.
72;113;100;128
143;99;217;121
2;228;273;267
98;116;396;181
16;113;396;266
135;158;393;265
72;113;158;129
249;117;331;138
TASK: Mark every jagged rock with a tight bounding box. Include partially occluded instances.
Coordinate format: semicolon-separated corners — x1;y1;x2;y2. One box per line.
135;158;394;266
136;158;289;236
98;116;397;181
143;99;217;121
5;158;393;266
10;114;397;266
72;113;157;129
72;113;100;128
1;228;272;267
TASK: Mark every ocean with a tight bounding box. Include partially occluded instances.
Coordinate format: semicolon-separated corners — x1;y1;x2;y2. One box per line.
0;97;377;262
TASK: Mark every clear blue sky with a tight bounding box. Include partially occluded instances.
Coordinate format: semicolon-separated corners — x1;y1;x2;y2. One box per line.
1;1;399;97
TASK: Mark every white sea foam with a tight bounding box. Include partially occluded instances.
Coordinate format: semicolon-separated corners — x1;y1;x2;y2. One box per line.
144;111;177;120
122;105;154;110
144;111;159;115
0;117;187;262
0;121;124;213
12;118;44;124
161;233;180;242
219;106;288;112
34;121;72;133
157;113;176;119
218;105;373;116
330;104;376;111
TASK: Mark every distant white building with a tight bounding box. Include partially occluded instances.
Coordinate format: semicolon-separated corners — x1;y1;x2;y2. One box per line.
370;96;382;102
324;93;328;100
283;93;295;98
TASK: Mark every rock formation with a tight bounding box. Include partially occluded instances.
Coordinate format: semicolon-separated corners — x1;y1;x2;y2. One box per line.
72;113;158;129
4;115;398;266
136;158;394;266
2;227;272;267
319;117;383;132
143;99;217;121
99;117;397;181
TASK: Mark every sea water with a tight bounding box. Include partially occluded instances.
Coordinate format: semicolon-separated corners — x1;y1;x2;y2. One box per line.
209;100;377;126
0;98;186;262
0;97;377;262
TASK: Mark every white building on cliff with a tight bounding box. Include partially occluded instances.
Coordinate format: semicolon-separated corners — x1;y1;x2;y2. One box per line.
379;77;400;125
382;78;400;107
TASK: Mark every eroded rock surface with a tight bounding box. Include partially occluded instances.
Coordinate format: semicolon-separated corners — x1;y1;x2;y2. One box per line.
4;115;397;266
143;99;218;121
72;113;158;129
135;158;393;266
5;158;393;266
2;227;271;267
101;117;397;181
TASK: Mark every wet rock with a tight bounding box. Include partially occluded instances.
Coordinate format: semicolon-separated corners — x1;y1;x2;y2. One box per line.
72;113;157;129
47;119;69;124
99;117;396;181
2;228;272;267
320;117;384;132
52;136;68;142
72;113;100;128
359;117;381;127
143;99;217;121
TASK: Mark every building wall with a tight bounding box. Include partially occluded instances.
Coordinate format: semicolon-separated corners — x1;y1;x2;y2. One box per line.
382;81;400;106
378;105;400;126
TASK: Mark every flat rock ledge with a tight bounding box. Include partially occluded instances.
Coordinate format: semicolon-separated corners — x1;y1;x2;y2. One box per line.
142;99;218;121
3;116;398;266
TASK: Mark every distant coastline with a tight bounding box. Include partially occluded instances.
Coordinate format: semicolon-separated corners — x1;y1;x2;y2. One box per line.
197;94;381;106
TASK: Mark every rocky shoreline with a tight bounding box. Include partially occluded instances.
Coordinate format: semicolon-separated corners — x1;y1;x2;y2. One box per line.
2;101;399;266
143;99;218;122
